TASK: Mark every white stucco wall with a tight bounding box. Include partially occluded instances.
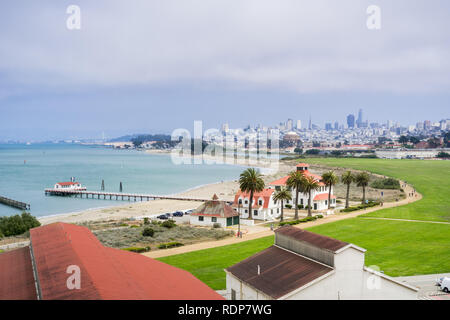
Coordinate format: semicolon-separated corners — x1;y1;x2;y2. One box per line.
189;215;227;227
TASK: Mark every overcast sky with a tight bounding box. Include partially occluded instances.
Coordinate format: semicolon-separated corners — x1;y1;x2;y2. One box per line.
1;0;449;141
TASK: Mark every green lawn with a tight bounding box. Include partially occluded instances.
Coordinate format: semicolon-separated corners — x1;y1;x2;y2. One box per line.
159;159;450;289
159;236;274;290
306;158;450;222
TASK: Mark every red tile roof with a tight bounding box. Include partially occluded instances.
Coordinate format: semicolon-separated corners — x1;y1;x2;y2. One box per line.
233;189;274;209
29;223;223;300
226;245;333;299
296;163;310;168
275;226;348;252
56;182;79;186
313;193;336;201
0;247;37;300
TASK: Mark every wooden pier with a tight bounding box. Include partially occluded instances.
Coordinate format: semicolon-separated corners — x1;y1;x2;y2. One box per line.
44;189;211;203
0;195;30;211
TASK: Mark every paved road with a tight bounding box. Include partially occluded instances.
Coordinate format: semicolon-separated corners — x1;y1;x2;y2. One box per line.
394;273;450;300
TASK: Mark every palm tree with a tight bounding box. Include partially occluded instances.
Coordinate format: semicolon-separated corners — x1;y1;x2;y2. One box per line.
341;171;354;208
303;176;321;217
355;172;370;204
273;187;292;222
322;171;338;209
239;168;265;220
286;171;307;220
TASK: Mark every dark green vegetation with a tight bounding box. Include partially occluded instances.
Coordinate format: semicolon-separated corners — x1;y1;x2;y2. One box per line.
341;201;381;213
159;159;450;289
158;236;274;290
279;215;322;226
0;212;40;237
158;242;184;249
122;246;151;253
370;177;401;190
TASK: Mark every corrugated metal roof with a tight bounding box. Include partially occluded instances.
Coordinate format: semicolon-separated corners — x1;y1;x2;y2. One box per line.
226;246;333;299
29;223;223;300
275;226;348;252
0;247;37;300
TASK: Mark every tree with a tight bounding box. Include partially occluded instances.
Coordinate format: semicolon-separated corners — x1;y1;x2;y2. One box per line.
273;188;292;222
322;171;338;209
303;176;321;217
355;172;370;204
294;147;303;155
239;168;265;220
341;171;354;208
286;171;306;220
399;135;409;145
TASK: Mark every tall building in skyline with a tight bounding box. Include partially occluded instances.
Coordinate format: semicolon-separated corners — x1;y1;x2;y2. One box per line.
308;115;312;130
357;108;363;128
347;114;355;128
296;120;302;130
286;119;293;131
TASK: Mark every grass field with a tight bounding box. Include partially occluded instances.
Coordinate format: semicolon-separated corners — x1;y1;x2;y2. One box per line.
159;236;274;290
159;159;450;289
306;158;450;222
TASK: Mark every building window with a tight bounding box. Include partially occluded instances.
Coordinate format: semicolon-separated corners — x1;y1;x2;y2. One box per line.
258;200;263;205
238;199;242;204
254;210;258;215
212;217;217;222
244;200;248;204
300;198;303;205
231;289;236;300
245;209;248;213
198;216;204;221
325;200;328;206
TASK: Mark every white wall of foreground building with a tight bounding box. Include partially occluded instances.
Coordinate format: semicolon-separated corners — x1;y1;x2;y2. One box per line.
225;247;418;300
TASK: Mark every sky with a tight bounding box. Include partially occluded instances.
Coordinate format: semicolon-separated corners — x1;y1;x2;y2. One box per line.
0;0;449;141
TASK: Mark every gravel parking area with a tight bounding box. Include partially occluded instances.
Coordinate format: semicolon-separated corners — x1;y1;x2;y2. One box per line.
394;273;450;300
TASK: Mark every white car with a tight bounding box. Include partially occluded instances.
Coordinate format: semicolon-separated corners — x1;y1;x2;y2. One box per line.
440;278;450;293
436;277;445;286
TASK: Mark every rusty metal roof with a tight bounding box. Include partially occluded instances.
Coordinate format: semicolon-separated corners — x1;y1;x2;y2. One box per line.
191;199;239;218
226;245;333;299
275;226;348;252
0;247;37;300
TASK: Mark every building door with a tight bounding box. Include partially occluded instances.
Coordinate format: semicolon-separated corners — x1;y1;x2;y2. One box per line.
233;216;239;225
314;203;317;210
226;217;233;226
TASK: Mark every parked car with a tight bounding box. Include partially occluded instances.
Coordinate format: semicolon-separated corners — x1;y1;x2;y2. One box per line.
157;214;169;220
440;278;450;293
172;211;184;217
184;209;194;215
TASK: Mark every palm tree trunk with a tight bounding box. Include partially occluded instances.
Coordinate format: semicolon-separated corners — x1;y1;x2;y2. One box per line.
345;183;350;208
327;184;331;209
294;187;299;220
307;190;312;217
280;200;284;222
248;190;254;220
362;187;366;204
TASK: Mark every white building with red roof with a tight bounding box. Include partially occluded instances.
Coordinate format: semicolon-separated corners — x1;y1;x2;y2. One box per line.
190;194;240;227
54;181;86;191
268;163;336;212
232;188;279;221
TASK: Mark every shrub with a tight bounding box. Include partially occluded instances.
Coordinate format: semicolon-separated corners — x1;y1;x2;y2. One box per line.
371;177;401;190
341;201;380;213
130;225;139;228
316;215;324;219
297;205;304;209
122;246;151;253
143;217;150;225
161;220;177;229
0;212;41;237
285;204;292;209
212;223;221;228
158;242;184;249
142;228;154;237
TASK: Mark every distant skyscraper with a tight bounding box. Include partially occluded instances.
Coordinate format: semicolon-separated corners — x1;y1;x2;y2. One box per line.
325;123;332;131
221;123;229;134
347;114;355;128
286;119;293;131
334;121;339;130
357;109;363;128
296;120;302;130
308;115;312;130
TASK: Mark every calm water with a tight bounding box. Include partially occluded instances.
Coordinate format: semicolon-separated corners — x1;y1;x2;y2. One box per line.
0;144;244;217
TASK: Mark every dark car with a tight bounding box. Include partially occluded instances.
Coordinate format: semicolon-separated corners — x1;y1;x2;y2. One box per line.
157;214;169;220
172;211;184;217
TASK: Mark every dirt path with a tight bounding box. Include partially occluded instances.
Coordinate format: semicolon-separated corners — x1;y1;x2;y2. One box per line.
144;179;422;259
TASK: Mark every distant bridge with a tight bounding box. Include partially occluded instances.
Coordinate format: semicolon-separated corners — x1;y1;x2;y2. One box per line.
44;189;211;203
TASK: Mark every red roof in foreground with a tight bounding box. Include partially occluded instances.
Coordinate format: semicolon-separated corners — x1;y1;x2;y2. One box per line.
226;245;333;299
29;223;223;300
0;247;37;300
313;193;336;201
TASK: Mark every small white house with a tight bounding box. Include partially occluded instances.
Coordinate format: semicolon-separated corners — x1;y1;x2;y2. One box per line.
54;182;86;190
190;194;240;228
268;163;336;211
225;226;418;300
233;189;280;221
